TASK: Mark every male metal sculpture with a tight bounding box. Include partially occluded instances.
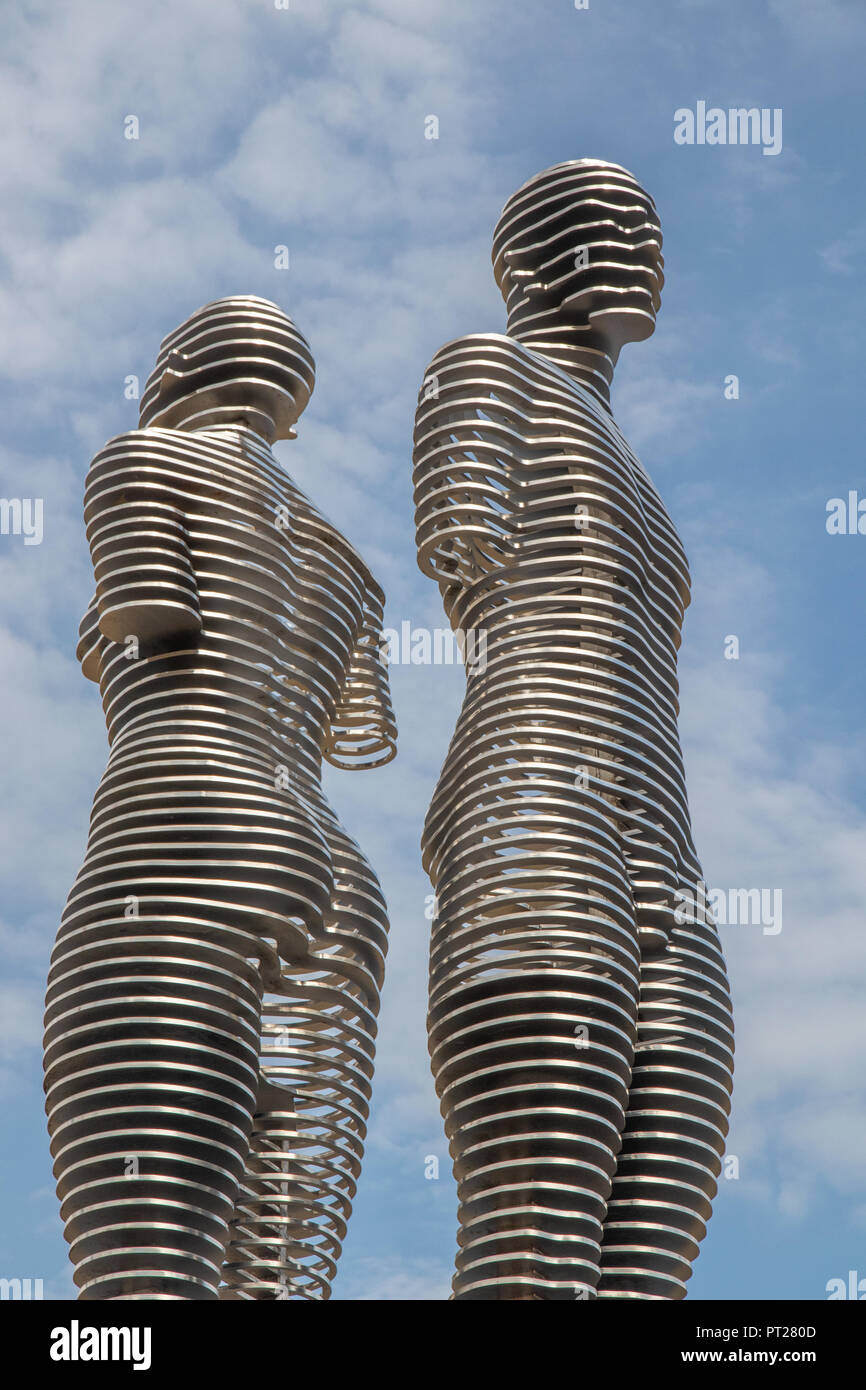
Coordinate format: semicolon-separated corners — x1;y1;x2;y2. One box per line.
413;160;734;1299
45;296;396;1300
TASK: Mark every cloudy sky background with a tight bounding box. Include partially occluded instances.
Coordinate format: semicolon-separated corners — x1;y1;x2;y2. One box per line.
1;0;864;1300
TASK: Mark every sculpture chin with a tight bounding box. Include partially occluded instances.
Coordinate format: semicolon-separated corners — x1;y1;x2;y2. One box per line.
586;304;658;350
143;382;302;442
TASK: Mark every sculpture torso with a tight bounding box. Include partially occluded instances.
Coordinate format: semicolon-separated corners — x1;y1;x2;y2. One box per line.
78;423;390;783
415;333;702;950
72;422;395;962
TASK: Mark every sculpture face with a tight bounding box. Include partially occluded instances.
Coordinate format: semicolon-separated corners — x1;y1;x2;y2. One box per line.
138;295;316;442
492;159;665;355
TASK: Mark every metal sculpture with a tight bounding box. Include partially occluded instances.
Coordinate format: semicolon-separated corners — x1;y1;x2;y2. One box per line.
413;160;734;1300
45;296;396;1300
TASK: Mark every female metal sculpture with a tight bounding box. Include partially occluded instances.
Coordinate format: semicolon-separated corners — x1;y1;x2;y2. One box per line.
45;296;396;1300
413;161;734;1299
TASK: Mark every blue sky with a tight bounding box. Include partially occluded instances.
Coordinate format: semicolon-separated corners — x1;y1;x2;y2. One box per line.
1;0;864;1300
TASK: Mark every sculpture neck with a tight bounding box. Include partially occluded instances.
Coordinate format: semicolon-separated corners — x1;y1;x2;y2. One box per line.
188;421;275;454
182;422;282;476
190;420;267;439
508;318;615;412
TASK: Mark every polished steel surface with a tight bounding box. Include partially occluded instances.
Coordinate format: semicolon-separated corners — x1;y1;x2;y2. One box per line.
414;160;734;1300
45;296;396;1300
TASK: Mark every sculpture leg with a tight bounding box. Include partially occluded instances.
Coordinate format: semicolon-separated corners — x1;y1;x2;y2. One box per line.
44;907;266;1300
44;744;335;1299
597;904;734;1299
428;814;642;1300
219;816;388;1299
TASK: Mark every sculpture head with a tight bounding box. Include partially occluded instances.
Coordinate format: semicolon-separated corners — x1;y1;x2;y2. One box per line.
492;159;664;359
139;295;316;441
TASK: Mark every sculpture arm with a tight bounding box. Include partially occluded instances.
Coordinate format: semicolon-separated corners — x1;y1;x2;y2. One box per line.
413;335;526;589
83;432;203;646
323;580;397;770
75;593;104;682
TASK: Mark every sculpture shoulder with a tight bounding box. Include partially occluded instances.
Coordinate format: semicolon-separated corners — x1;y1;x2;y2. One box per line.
415;333;539;447
85;428;205;490
89;426;187;461
420;331;536;385
84;427;284;508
